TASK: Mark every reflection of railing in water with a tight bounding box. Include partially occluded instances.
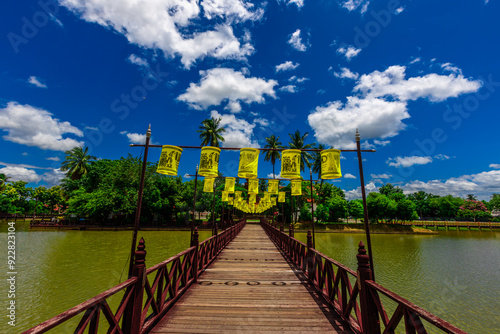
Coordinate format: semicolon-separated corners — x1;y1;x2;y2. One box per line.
22;219;246;334
261;218;467;334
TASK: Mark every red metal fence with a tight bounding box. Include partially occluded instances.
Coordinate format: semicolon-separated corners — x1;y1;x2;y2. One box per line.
261;218;467;334
23;219;246;334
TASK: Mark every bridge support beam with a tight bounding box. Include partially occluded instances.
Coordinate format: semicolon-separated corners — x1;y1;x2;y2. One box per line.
124;238;146;334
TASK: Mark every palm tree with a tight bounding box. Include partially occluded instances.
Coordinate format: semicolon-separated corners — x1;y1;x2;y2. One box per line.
197;117;226;147
60;146;96;180
287;130;315;172
264;135;282;178
311;143;326;179
0;173;10;191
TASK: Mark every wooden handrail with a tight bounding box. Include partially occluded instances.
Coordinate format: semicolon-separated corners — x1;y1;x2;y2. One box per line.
23;219;247;334
260;218;467;334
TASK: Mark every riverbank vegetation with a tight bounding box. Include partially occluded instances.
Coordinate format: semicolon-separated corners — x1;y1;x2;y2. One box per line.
1;120;499;225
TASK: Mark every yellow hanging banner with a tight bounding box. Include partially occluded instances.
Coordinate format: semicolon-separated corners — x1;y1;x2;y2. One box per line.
238;148;260;179
228;197;234;206
263;192;270;203
291;179;302;196
278;192;286;203
203;177;215;193
281;149;301;179
224;177;235;193
321;149;342;179
198;146;221;177
248;179;258;194
235;191;242;202
268;179;279;195
249;194;256;204
157;145;183;176
221;191;229;202
272;197;277;205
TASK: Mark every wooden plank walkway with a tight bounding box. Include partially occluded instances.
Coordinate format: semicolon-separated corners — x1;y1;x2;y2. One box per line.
151;223;352;333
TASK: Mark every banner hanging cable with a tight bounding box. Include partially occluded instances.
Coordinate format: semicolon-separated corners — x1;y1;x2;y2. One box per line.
130;144;376;153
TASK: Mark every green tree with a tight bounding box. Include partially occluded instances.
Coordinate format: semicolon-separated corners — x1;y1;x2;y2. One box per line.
315;203;329;222
327;196;347;222
396;199;418;221
367;193;396;222
287;130;315;172
264;135;282;178
408;191;433;219
311;144;326;179
60;146;96;180
348;199;364;223
0;173;10;191
379;183;403;197
489;193;500;210
197;117;226;147
429;195;463;219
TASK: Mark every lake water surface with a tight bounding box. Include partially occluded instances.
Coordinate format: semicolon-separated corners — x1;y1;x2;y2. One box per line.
1;221;499;333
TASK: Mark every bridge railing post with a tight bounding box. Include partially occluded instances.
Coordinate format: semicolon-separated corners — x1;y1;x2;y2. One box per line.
191;228;199;283
356;241;380;334
123;238;146;334
306;230;314;283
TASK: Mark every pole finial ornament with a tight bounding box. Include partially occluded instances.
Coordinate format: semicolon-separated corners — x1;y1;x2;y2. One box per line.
355;128;360;142
146;124;152;138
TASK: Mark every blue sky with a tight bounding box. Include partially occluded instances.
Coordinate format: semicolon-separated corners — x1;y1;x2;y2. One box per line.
1;0;499;200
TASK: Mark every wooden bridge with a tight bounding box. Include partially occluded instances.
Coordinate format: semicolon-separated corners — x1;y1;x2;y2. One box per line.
393;220;500;230
24;219;467;334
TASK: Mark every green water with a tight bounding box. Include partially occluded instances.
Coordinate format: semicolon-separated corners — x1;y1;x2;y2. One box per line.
294;230;500;333
0;221;499;333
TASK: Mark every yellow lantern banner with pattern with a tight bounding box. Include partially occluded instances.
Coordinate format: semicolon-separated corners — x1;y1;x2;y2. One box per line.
224;177;235;193
273;197;277;205
281;149;301;179
235;191;242;202
263;192;270;203
221;191;229;202
203;177;215;193
278;192;286;203
157;145;183;176
198;146;221;177
249;194;256;204
248;179;258;194
291;179;302;196
237;148;260;179
321;149;342;179
268;179;279;195
228;197;234;206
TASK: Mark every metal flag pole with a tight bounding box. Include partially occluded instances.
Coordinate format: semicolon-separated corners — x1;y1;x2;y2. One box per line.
128;125;151;278
356;129;375;281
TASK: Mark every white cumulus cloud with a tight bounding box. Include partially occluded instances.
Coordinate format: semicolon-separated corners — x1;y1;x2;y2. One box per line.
211;110;259;148
386;156;433;168
0;102;84;151
178;68;277;113
308;65;482;148
0;166;42;183
490;164;500;169
275;61;299;72
279;85;298;93
371;174;392;179
59;0;260;68
288;29;309;51
337;46;361;60
334;67;359;80
344;173;356;179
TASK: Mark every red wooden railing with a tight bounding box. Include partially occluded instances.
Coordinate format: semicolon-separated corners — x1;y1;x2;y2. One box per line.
23;219;246;334
261;218;467;334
